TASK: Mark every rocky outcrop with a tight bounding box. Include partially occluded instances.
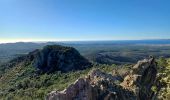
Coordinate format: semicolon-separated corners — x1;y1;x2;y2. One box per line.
34;45;91;73
121;57;157;100
46;69;135;100
47;57;158;100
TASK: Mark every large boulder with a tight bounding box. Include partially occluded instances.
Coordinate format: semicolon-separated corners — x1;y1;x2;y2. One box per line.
34;45;91;73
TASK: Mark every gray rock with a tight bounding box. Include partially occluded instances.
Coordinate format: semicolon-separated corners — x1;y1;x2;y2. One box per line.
47;57;158;100
47;69;135;100
121;57;157;100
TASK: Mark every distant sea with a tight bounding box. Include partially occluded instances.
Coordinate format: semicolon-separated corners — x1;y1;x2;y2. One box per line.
1;39;170;45
63;39;170;45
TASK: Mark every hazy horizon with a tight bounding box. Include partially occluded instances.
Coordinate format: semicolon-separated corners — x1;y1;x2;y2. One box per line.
1;38;170;44
1;37;170;43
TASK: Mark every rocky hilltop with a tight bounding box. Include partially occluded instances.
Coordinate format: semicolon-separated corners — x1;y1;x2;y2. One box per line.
1;45;91;74
34;45;91;73
47;57;157;100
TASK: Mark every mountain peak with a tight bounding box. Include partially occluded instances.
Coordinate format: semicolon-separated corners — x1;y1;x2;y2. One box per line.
33;45;91;73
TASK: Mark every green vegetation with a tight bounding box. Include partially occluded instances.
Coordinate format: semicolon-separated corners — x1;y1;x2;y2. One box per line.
0;57;170;100
3;57;169;100
0;61;125;100
0;64;86;99
156;58;170;100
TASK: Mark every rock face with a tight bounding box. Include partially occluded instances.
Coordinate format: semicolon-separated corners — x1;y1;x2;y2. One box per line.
46;69;135;100
34;45;91;73
121;57;157;100
47;57;158;100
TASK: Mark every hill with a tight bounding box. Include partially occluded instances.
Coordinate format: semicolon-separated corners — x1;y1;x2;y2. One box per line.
0;45;91;99
34;45;91;73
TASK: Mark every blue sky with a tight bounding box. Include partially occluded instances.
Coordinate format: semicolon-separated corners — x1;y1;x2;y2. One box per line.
0;0;170;42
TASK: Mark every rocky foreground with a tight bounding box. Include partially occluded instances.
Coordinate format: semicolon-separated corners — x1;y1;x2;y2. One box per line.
47;57;157;100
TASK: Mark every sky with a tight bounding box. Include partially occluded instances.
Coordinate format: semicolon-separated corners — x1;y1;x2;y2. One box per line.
0;0;170;43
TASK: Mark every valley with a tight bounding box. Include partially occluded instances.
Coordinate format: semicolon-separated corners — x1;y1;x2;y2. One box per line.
1;40;170;65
